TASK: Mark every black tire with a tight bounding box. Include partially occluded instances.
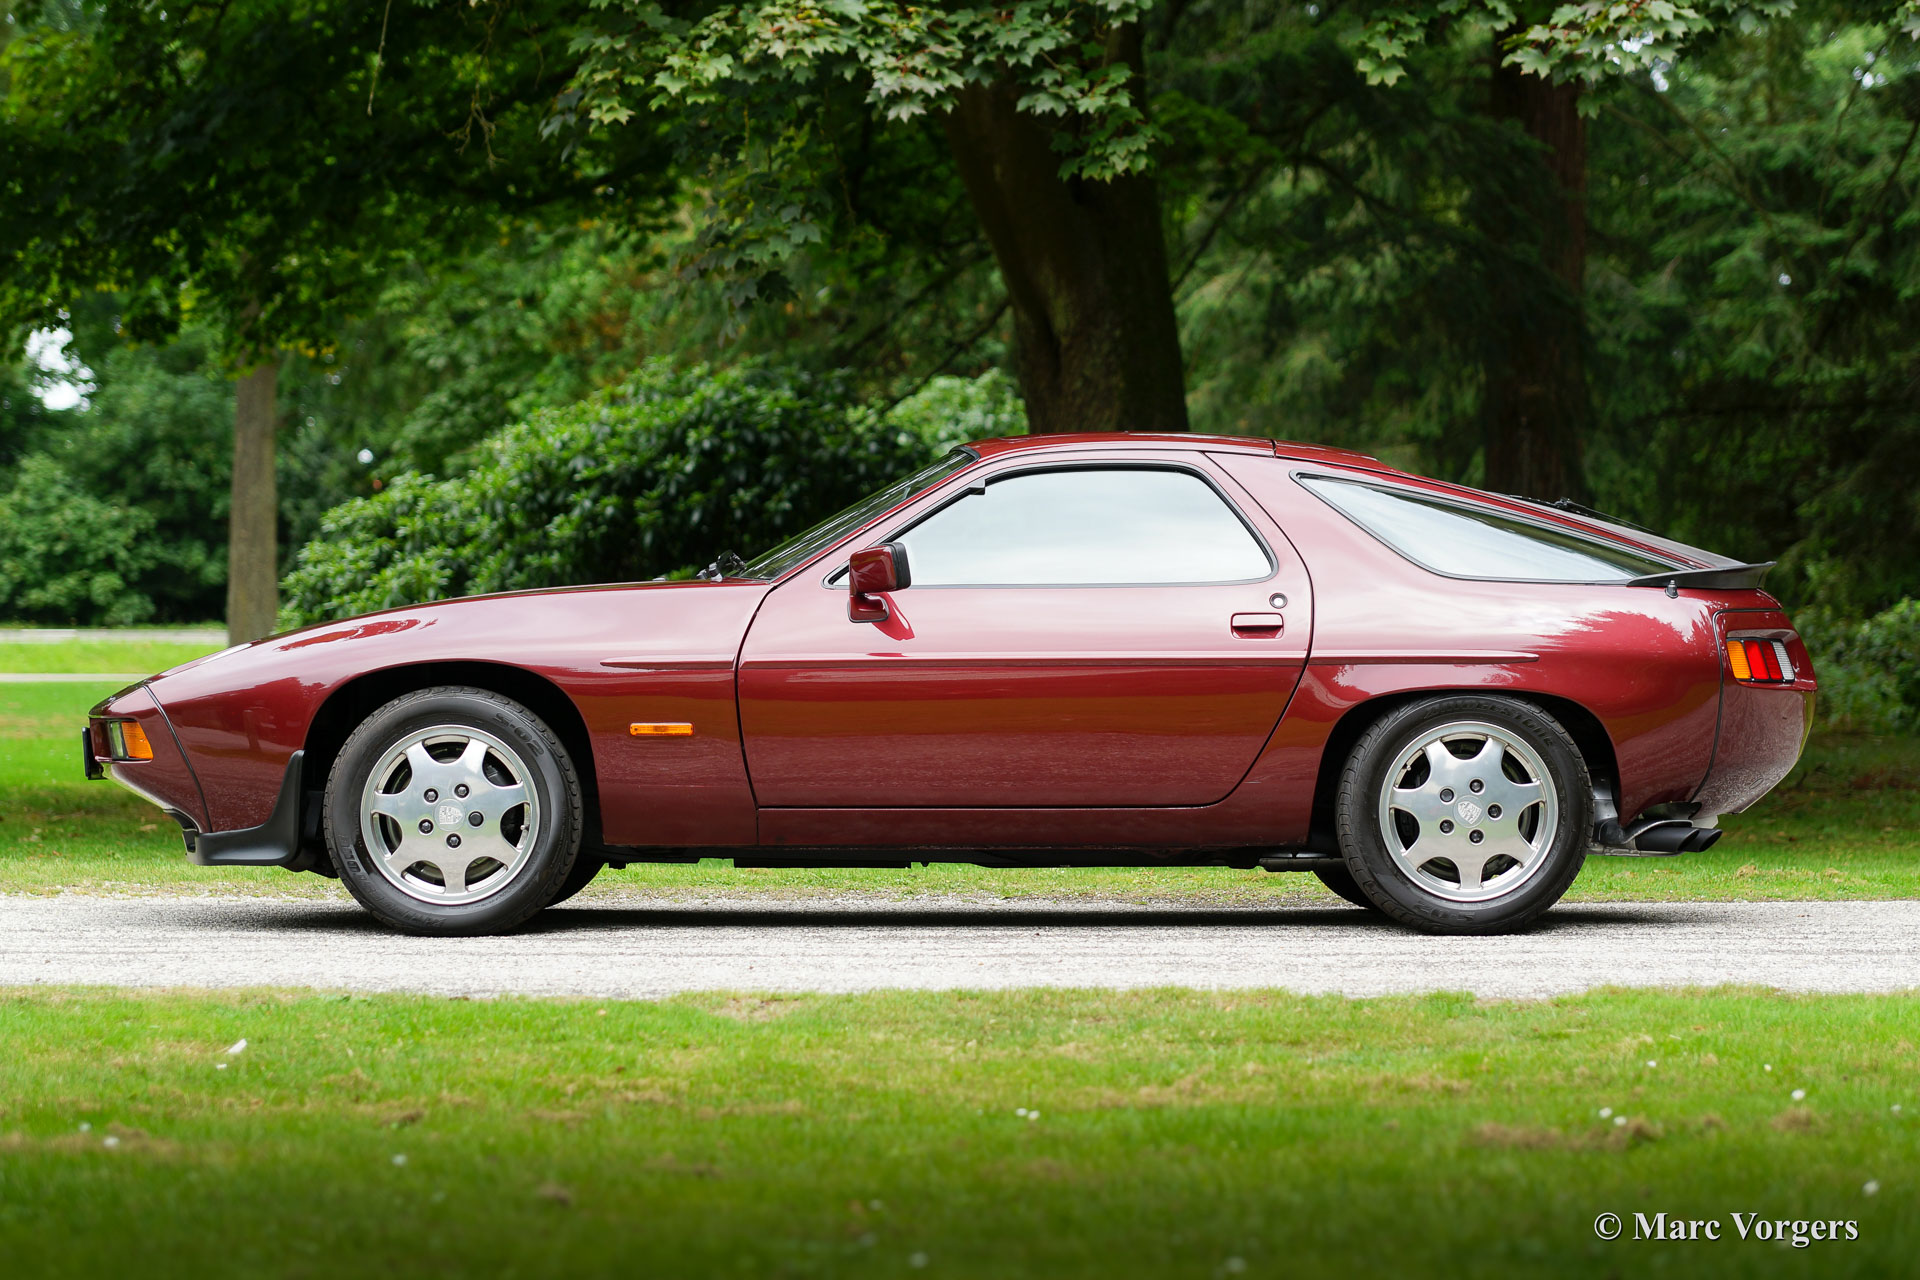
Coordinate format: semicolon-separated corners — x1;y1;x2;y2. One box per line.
1335;695;1591;935
547;854;605;907
1312;865;1384;913
324;686;583;935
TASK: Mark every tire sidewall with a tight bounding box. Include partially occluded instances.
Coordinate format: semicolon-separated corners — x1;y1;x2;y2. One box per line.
325;687;581;935
1337;696;1591;934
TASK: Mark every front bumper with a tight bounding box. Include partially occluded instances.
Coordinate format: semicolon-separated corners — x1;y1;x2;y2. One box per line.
187;751;307;867
85;685;211;832
86;688;307;867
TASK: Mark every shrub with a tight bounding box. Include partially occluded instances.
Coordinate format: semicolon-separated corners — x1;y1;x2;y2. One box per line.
0;455;159;625
280;363;1019;627
1806;600;1920;734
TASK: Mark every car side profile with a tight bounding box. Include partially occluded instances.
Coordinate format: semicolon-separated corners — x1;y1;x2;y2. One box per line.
86;434;1815;935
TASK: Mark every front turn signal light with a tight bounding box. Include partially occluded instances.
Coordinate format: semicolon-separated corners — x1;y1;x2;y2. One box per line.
1725;638;1794;685
105;719;154;761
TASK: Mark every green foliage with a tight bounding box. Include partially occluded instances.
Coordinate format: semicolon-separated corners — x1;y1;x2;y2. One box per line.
569;1;1155;305
280;364;1010;628
0;0;666;359
40;328;236;621
1354;1;1910;90
1580;15;1920;613
0;454;156;625
0;352;69;474
1806;600;1920;733
886;368;1026;444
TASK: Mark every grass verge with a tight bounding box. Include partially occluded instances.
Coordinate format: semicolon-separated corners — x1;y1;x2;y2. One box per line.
1;985;1914;1278
5;663;1916;902
0;638;222;676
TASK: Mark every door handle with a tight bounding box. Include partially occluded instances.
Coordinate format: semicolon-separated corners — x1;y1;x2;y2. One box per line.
1230;612;1285;637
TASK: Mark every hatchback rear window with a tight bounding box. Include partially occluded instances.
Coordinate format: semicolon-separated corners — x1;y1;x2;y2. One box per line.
1300;477;1675;582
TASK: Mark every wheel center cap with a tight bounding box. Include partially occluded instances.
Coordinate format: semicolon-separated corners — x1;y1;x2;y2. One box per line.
1455;799;1483;826
437;803;463;826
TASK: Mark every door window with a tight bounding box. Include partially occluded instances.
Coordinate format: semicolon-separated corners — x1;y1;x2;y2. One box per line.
895;466;1272;586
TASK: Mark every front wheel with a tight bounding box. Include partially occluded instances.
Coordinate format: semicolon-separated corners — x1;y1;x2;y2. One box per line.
1335;696;1591;935
324;686;584;935
1312;865;1384;913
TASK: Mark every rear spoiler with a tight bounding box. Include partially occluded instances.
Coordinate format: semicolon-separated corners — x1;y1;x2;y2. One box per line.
1626;562;1776;591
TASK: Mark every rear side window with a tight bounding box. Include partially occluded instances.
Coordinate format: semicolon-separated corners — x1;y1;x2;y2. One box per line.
897;466;1272;586
1301;477;1673;581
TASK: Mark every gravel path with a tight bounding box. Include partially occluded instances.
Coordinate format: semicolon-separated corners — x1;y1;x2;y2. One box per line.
0;895;1914;1000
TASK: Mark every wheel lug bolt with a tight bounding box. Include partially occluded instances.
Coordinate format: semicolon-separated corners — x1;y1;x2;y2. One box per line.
455;784;469;798
1469;830;1485;844
1469;780;1484;794
446;833;462;849
1439;820;1454;834
468;812;483;827
1488;804;1502;819
424;788;438;803
1439;789;1454;803
417;819;433;834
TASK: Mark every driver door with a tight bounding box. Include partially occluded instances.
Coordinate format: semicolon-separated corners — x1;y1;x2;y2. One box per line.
736;454;1312;810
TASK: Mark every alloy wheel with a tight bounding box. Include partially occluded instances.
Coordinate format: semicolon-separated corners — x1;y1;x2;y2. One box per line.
357;725;542;905
1374;719;1560;903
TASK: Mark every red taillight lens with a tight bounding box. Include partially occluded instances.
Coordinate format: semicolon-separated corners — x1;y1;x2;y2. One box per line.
1725;638;1794;685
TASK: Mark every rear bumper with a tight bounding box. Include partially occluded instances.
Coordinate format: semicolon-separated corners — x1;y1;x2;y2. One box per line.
1691;609;1816;821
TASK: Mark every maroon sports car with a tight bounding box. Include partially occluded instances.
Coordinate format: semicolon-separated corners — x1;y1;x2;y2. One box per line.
87;434;1813;935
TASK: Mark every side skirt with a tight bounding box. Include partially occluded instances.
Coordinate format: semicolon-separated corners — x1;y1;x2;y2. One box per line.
600;846;1336;872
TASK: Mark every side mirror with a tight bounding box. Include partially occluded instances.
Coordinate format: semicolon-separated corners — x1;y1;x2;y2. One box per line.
848;542;911;623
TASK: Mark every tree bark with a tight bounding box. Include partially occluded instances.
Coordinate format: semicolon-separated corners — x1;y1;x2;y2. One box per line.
225;359;280;643
1483;42;1590;502
941;25;1187;434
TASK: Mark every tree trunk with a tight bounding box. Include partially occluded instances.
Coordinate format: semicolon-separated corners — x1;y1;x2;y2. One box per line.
1483;42;1590;502
225;359;279;643
941;25;1187;435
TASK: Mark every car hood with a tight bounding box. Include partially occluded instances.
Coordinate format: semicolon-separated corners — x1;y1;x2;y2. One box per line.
146;579;771;703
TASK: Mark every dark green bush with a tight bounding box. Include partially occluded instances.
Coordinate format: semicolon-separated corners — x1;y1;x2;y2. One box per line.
0;455;159;625
1806;599;1920;734
280;364;1020;627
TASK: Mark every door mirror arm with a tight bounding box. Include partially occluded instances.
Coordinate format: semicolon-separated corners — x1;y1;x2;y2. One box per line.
848;542;911;623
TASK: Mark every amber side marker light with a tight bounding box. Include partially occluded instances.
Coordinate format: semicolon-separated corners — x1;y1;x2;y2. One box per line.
1725;638;1794;685
105;719;154;760
630;723;694;737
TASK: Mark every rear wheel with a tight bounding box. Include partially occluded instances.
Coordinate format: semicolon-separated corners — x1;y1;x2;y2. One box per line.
324;686;583;935
1335;695;1590;935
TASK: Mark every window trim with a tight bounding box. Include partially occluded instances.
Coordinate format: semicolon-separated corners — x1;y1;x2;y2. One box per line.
1294;470;1684;586
820;459;1279;590
746;446;980;583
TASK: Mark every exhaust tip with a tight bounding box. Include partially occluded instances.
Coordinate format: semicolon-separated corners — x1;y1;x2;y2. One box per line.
1632;821;1693;853
1630;821;1722;854
1681;827;1723;853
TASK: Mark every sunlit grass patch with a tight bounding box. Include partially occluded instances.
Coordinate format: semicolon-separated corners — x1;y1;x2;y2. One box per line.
0;986;1914;1277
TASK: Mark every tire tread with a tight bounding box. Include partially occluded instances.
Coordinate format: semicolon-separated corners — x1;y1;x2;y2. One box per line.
323;685;583;936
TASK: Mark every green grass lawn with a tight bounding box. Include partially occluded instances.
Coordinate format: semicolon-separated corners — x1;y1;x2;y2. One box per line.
0;985;1912;1278
0;634;225;676
4;647;1915;902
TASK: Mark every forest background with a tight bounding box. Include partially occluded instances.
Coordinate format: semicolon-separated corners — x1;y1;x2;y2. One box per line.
3;0;1916;728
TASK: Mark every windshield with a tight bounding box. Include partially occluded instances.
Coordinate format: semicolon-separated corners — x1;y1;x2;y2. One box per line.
742;449;976;580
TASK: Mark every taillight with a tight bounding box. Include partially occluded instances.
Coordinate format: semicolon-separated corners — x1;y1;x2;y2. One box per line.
1725;638;1794;685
